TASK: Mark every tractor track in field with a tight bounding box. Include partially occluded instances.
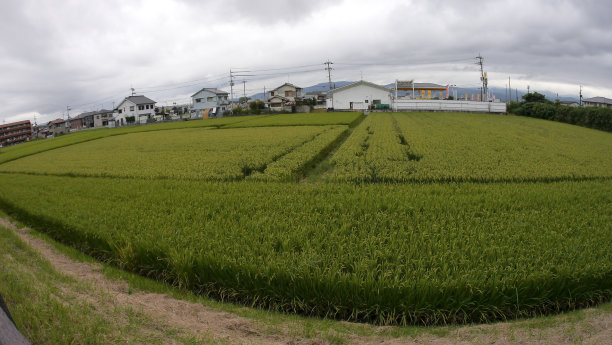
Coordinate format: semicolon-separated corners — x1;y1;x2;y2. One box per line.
1;217;611;345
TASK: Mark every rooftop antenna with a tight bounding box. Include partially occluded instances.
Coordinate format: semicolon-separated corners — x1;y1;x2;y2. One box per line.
131;87;135;96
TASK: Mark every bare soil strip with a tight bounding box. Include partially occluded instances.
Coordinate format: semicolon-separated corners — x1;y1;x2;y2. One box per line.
1;217;610;345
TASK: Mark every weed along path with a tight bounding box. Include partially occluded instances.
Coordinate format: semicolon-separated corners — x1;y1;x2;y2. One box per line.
1;217;611;344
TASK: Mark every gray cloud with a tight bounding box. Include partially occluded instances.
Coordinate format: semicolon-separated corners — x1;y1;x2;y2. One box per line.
1;0;611;123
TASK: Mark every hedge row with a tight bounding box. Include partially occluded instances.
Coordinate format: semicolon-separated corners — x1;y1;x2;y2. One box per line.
508;102;612;132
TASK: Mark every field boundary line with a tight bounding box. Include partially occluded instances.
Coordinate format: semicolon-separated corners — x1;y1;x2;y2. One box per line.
301;113;367;182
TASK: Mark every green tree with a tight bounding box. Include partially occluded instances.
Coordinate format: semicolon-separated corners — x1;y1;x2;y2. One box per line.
522;92;550;103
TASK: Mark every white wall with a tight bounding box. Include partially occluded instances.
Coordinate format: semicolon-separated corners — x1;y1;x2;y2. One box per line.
192;89;229;117
394;99;506;113
328;84;392;110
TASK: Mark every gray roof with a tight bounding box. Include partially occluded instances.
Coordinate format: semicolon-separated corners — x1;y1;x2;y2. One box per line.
125;95;156;105
272;83;302;92
191;88;229;97
395;81;447;89
329;80;391;94
267;95;291;102
76;109;113;118
583;97;612;105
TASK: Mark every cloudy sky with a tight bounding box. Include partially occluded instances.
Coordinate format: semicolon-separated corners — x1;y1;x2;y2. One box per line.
1;0;611;124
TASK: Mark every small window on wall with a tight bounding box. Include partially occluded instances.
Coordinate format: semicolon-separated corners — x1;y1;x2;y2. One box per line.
365;100;369;103
130;106;134;111
138;105;144;110
270;91;275;96
196;99;201;103
207;97;214;102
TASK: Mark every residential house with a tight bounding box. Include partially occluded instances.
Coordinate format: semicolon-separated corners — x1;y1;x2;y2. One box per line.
267;83;303;112
560;101;580;107
0;120;32;147
114;95;156;125
69;116;83;131
72;111;96;130
191;88;230;118
327;80;392;110
48;119;68;136
583;97;612;108
304;91;327;108
93;109;115;127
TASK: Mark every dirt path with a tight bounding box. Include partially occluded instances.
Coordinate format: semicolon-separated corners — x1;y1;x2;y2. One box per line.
2;217;611;345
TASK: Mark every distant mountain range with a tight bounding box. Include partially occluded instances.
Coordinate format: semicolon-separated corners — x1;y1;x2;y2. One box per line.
243;81;579;103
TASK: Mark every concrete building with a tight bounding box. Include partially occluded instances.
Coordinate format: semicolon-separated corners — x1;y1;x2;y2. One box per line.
0;120;32;147
268;83;303;111
115;95;156;125
191;88;229;118
583;97;612;108
327;80;392;110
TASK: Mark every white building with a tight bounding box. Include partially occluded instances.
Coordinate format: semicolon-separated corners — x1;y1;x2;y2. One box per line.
191;88;230;118
114;95;156;126
327;80;392;110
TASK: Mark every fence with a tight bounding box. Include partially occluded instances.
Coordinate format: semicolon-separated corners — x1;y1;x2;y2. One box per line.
394;100;507;113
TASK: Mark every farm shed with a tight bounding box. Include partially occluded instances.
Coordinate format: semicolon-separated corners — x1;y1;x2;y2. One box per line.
327;80;392;110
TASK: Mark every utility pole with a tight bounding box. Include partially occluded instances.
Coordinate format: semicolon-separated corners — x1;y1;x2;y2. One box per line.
229;70;235;115
324;60;334;109
579;85;583;106
475;54;487;102
66;106;71;120
508;76;511;102
516;88;518;102
527;85;530;94
243;80;246;104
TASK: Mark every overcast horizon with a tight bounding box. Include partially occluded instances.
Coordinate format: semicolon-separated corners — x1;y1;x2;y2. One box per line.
1;0;611;124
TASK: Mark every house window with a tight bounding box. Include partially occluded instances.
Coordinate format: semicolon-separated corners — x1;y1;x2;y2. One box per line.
130;106;134;111
196;98;201;103
285;91;293;97
118;109;122;114
207;97;214;102
96;115;100;119
270;91;275;96
138;105;144;110
365;100;369;103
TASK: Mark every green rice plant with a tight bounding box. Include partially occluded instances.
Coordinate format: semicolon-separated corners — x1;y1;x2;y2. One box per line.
0;113;358;166
0;126;341;181
222;112;362;128
248;126;347;181
327;112;612;182
0;173;610;325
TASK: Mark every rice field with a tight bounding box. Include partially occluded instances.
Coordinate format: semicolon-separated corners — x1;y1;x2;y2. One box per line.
0;112;610;325
0;126;346;181
327;113;612;182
